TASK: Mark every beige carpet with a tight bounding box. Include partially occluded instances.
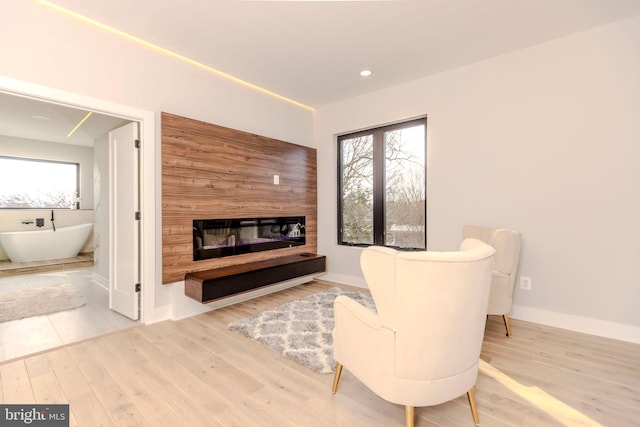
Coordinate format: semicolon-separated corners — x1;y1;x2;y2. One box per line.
0;284;86;323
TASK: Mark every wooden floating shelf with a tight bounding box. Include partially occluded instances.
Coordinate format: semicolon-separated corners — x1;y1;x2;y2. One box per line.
185;254;326;303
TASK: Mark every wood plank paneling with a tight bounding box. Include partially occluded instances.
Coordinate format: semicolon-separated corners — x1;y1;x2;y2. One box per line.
161;112;317;284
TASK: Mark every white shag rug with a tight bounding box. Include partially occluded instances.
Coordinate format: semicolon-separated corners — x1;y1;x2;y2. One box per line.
229;287;376;374
0;284;86;323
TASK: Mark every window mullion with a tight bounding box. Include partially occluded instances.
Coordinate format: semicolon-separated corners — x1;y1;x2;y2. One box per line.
372;130;385;246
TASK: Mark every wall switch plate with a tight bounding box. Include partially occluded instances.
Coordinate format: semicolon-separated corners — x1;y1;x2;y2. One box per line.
520;276;532;290
273;174;280;185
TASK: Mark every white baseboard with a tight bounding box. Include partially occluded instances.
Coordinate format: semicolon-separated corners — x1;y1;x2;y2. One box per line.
317;272;367;289
144;271;640;344
92;272;109;291
142;305;172;325
511;304;640;344
320;274;640;344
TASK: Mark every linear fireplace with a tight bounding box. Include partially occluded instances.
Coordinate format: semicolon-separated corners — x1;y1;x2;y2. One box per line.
193;216;305;261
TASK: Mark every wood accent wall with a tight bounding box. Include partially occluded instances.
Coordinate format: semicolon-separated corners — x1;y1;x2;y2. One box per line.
161;112;317;284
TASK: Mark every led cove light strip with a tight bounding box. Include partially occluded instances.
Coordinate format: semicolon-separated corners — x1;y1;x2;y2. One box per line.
68;111;92;137
36;0;314;112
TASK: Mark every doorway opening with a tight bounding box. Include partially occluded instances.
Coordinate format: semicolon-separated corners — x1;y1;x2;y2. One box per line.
0;78;156;362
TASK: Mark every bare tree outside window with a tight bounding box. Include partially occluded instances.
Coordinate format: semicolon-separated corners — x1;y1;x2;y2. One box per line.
384;126;425;248
340;135;373;244
338;118;426;249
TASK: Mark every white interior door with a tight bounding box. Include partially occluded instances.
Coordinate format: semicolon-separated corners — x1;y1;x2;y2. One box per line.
109;122;140;320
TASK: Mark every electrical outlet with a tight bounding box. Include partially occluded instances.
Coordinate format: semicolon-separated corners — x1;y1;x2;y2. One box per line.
520;276;532;291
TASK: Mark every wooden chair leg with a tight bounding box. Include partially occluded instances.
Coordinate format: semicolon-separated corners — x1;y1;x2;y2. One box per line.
405;406;414;427
331;362;343;394
467;387;480;425
503;314;512;337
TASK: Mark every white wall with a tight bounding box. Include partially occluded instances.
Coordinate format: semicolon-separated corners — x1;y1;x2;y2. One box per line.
0;1;312;146
93;133;109;285
315;16;640;342
1;1;313;322
4;2;638;341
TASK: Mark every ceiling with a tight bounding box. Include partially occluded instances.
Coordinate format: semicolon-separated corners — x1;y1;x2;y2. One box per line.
0;91;129;147
3;0;640;145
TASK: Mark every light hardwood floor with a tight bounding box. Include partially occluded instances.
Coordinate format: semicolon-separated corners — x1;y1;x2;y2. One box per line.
1;279;639;426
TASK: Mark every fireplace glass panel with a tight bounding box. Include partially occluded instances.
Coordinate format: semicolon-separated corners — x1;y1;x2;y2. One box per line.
193;216;305;260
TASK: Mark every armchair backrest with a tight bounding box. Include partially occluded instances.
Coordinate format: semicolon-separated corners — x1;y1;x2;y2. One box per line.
463;225;522;283
360;239;495;381
462;225;522;329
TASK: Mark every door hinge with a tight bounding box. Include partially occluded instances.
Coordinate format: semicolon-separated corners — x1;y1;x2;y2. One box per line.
135;283;141;292
135;139;141;149
135;211;141;220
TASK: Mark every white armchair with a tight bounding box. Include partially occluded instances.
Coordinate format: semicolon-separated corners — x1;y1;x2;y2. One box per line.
463;225;522;337
331;239;496;427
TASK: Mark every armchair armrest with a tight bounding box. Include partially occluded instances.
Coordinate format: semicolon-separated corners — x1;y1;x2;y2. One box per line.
332;295;395;387
334;295;381;329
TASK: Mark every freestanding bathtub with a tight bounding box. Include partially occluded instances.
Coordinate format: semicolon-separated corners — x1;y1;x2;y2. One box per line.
0;223;93;263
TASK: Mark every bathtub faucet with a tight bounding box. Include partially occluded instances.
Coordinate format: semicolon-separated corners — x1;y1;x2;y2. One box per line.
21;220;34;225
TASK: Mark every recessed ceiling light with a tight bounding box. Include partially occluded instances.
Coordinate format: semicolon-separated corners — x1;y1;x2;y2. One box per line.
31;115;50;120
359;70;373;77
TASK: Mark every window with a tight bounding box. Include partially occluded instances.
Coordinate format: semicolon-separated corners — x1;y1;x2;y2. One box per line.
0;156;80;209
338;117;426;249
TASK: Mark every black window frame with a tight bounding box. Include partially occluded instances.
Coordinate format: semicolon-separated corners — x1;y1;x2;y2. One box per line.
337;117;427;249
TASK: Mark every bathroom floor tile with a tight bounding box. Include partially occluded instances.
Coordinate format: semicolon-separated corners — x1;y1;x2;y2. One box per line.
0;265;138;363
